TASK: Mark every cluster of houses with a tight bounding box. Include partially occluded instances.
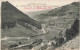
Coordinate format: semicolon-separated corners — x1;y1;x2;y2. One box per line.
8;21;67;50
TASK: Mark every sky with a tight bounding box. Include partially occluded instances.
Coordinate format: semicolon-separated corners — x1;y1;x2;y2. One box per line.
0;0;79;13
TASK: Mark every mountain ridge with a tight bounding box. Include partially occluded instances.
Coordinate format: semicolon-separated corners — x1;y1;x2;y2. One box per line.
1;1;42;29
32;2;80;20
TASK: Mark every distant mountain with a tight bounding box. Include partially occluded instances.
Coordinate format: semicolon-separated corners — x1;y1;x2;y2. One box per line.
33;2;80;20
1;1;42;29
26;9;52;18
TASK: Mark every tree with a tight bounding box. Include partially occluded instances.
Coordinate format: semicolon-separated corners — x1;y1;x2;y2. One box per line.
71;18;79;34
65;18;79;40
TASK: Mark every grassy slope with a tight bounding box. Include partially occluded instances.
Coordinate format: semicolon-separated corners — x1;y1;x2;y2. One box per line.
1;24;37;38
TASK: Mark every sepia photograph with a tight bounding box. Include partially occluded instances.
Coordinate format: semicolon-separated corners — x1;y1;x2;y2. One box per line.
1;0;80;50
